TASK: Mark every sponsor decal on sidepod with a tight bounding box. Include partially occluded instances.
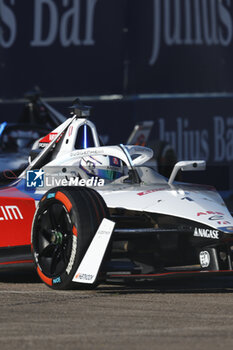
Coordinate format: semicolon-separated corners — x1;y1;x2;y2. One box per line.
137;188;165;196
194;228;219;239
0;205;23;220
199;251;211;268
197;211;224;217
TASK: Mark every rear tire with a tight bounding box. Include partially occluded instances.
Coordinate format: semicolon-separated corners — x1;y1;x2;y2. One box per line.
32;186;109;290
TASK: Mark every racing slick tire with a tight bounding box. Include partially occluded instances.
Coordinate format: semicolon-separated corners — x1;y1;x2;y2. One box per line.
32;186;109;290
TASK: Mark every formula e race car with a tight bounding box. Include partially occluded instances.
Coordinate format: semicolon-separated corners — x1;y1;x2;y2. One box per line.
0;90;176;183
0;89;67;181
0;122;49;180
0;102;233;290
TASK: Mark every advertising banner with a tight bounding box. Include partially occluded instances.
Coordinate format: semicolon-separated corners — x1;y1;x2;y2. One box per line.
2;0;233;97
0;0;126;98
124;96;233;190
127;0;233;93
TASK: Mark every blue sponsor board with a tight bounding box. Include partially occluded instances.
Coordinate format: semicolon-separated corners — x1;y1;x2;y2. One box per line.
1;0;233;98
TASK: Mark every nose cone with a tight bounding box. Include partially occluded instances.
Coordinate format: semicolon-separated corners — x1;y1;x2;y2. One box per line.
142;186;233;230
101;184;233;231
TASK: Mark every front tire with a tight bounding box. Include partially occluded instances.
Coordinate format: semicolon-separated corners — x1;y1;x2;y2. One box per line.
32;186;109;290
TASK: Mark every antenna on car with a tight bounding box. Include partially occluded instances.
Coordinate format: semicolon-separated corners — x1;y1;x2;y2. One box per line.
68;98;92;118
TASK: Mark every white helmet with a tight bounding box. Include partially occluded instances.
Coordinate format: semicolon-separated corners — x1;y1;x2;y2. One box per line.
80;155;123;180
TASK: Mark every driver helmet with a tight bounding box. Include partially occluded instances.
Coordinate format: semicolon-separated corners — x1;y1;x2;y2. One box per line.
80;155;123;180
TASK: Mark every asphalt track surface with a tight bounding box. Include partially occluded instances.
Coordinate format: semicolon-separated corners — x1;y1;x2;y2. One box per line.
1;271;233;349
